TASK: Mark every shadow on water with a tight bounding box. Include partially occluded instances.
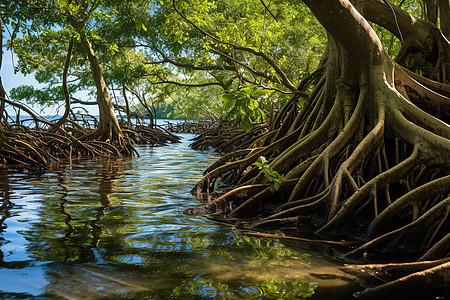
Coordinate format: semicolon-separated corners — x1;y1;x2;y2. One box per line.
0;134;362;299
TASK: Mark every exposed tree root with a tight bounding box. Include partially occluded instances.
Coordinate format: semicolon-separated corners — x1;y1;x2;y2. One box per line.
190;121;268;154
341;259;450;299
166;120;216;134
187;1;450;297
0;97;180;170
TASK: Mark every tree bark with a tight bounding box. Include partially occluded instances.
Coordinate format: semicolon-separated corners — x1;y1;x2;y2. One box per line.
78;31;123;142
0;17;6;122
440;0;450;40
354;0;450;82
122;84;131;126
48;38;74;132
424;0;439;24
189;4;449;299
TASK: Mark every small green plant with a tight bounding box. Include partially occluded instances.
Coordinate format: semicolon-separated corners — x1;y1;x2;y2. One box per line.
220;87;267;132
253;156;284;191
405;57;414;69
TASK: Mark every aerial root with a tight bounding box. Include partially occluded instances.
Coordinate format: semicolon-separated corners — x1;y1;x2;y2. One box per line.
326;106;386;220
203;149;255;175
349;260;450;299
192;149;268;194
189;121;267;153
317;146;420;233
340;258;450;299
191;123;310;195
252;184;331;225
345;197;450;258
187;51;450;297
0;113;179;169
185;184;270;215
245;230;361;246
420;231;450;261
228;179;299;217
366;175;450;238
282;85;369;203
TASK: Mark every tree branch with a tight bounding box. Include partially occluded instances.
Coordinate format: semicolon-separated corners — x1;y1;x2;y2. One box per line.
151;80;226;89
171;0;297;91
149;57;235;71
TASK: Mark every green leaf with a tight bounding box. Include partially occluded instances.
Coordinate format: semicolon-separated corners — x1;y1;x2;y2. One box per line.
274;182;280;191
240;87;252;96
251;89;266;99
259;108;267;121
241;115;252;132
223;97;236;111
220;93;236;111
220;93;234;102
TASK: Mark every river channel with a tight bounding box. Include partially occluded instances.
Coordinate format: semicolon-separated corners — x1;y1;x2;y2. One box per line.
0;134;361;299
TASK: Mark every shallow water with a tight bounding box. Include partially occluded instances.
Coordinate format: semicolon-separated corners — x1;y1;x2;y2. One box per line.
0;134;360;299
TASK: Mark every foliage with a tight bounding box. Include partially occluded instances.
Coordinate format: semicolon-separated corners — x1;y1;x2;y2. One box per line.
253;156;284;191
4;0;443;124
162;0;326;80
371;0;429;59
3;0;327;122
221;87;268;131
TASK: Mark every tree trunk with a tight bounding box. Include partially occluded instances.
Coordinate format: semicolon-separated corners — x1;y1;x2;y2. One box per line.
142;95;155;128
48;38;74;132
440;0;450;40
0;17;6;122
122;84;132;126
78;31;123;144
189;0;450;297
354;0;450;82
424;0;439;24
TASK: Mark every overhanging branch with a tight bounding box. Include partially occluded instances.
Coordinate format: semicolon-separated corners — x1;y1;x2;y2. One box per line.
149;57;235;72
151;80;226;89
171;0;297;92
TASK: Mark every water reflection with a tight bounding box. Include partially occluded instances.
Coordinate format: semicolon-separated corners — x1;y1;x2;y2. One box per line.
0;172;12;264
0;134;360;299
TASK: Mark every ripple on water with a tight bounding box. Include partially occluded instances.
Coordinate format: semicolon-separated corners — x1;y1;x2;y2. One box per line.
0;134;361;299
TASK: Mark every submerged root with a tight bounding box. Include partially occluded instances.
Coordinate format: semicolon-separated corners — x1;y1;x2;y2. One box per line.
341;259;450;299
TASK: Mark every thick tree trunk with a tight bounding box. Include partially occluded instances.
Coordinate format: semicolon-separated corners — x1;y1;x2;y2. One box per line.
79;31;123;143
354;0;450;82
189;0;450;297
440;0;450;39
424;0;439;24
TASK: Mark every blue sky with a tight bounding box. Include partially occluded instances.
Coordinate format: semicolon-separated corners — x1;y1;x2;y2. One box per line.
2;48;99;116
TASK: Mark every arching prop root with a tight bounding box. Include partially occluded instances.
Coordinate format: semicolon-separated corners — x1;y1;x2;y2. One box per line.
125;124;181;145
185;0;450;298
0;97;181;169
190;121;268;154
166;120;215;134
341;259;450;299
188;29;450;294
186;184;270;215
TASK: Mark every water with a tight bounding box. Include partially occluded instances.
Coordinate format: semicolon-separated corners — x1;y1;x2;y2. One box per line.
0;134;360;299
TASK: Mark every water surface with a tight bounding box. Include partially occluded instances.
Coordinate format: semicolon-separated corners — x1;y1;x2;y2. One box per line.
0;134;360;299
